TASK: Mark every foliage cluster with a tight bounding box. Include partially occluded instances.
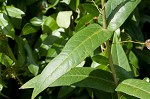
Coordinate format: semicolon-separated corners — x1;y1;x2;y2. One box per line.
0;0;150;99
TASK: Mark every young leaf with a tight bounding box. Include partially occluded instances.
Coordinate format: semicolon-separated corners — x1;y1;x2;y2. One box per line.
106;0;141;31
116;79;150;99
21;24;113;98
111;33;133;80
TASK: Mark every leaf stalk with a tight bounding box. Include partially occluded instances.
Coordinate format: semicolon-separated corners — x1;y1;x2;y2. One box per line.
101;0;120;98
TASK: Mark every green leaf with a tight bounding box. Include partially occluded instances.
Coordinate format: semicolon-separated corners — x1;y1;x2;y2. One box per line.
75;14;93;32
50;67;115;93
0;53;13;67
82;3;99;17
20;67;115;93
58;86;75;98
23;38;38;66
28;64;39;76
0;81;2;92
30;16;46;26
92;55;109;66
22;23;40;35
21;24;113;98
15;37;26;66
111;33;133;80
106;0;141;31
42;16;58;33
69;0;80;11
116;79;150;99
5;6;25;19
128;51;139;77
56;11;72;28
120;94;138;99
44;0;60;13
61;0;71;5
0;13;15;39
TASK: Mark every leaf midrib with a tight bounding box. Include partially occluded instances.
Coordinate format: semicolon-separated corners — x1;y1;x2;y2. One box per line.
38;27;103;88
122;81;150;95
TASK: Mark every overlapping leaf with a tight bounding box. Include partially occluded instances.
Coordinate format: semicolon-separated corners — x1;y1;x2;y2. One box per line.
0;13;15;39
106;0;141;31
111;33;133;80
50;67;115;93
20;24;113;98
116;79;150;99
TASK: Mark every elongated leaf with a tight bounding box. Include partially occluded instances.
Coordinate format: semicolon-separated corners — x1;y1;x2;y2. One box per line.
21;24;113;98
116;79;150;99
111;33;133;80
50;67;115;93
20;67;115;93
106;0;141;31
15;37;26;66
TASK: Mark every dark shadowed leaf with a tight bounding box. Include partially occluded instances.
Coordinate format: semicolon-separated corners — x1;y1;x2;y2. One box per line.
50;67;115;93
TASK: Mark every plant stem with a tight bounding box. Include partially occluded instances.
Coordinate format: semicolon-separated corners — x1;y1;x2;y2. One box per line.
101;0;120;98
114;41;145;44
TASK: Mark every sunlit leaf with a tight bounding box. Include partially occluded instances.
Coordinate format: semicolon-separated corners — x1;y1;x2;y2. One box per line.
0;13;15;39
30;16;46;26
0;53;13;67
42;16;58;33
61;0;71;5
21;24;113;98
56;11;72;28
5;6;25;19
106;0;141;31
116;79;150;99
